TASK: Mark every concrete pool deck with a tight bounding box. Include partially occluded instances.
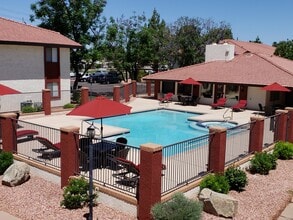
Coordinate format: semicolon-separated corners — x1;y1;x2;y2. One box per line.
19;97;259;137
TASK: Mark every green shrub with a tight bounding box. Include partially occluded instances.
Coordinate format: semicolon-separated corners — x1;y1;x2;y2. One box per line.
224;166;248;192
21;106;36;113
249;151;277;175
0;151;13;175
273;141;293;160
63;103;75;109
151;192;203;220
200;173;230;194
61;177;98;209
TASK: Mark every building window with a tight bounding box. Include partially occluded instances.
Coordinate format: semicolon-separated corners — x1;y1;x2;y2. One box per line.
201;83;213;98
46;47;58;62
46;82;59;98
225;85;239;100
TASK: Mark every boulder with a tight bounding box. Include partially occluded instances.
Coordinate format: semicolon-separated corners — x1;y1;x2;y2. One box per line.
2;161;30;187
198;188;238;218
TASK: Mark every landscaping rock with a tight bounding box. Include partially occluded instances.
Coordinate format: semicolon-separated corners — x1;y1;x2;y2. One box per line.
198;188;238;218
2;161;30;187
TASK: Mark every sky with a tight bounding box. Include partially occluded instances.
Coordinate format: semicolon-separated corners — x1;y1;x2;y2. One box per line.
1;0;293;45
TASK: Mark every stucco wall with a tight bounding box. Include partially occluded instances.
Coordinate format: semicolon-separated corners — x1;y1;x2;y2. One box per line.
0;45;71;112
247;86;266;110
0;45;44;80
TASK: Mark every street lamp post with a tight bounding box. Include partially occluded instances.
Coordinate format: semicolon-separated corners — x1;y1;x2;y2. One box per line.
86;124;95;220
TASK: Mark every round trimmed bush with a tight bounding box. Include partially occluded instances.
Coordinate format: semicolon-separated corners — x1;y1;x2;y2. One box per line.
151;192;203;220
224;166;248;192
273;141;293;160
200;173;230;194
249;151;277;175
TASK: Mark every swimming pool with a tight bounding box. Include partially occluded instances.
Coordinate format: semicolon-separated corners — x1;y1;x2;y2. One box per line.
92;109;206;147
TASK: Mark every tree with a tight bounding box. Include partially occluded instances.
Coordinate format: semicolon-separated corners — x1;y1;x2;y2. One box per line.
30;0;107;89
274;40;293;60
249;36;262;44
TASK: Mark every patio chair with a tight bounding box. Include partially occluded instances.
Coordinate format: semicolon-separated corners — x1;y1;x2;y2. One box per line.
16;129;39;141
34;136;61;160
113;158;166;187
159;92;173;103
211;97;227;109
232;100;247;112
106;137;129;169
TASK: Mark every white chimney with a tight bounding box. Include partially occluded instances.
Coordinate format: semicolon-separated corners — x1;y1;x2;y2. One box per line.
205;43;235;62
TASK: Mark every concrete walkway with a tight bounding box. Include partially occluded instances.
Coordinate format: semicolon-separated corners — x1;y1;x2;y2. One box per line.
278;196;293;220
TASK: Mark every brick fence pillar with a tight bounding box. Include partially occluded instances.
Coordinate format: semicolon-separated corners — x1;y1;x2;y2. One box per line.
285;107;293;142
138;143;162;220
132;80;137;97
60;126;80;188
146;81;152;97
113;86;120;102
42;89;51;115
124;83;130;102
80;87;89;105
0;113;17;153
208;127;227;173
275;109;288;142
249;116;265;153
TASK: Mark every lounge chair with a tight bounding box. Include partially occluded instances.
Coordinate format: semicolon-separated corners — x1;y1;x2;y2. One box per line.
113;158;166;187
16;129;39;140
106;137;130;169
34;136;61;159
159;92;173;103
232;100;247;112
211;97;227;109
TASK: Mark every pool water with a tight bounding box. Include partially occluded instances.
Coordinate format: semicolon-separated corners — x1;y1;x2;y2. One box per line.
94;109;205;147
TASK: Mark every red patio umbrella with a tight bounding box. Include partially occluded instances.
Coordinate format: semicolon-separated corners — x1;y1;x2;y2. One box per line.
179;77;201;85
262;82;290;92
67;96;132;138
0;84;21;95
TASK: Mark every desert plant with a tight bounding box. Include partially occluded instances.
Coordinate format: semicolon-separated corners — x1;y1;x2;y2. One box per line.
200;173;230;194
0;151;13;175
63;103;75;109
224;166;248;192
273;141;293;160
61;177;98;209
151;192;203;220
249;151;277;175
21;105;37;113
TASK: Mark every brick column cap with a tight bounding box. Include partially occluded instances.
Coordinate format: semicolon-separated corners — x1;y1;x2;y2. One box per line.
276;109;288;114
250;115;265;121
42;89;50;92
0;113;17;119
285;107;293;111
81;87;89;90
60;126;80;133
209;126;227;133
140;143;162;152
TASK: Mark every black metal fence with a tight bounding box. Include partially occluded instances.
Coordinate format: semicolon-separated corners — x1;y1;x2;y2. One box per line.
77;134;140;197
161;134;210;196
15;119;61;169
10;111;283;199
225;123;251;165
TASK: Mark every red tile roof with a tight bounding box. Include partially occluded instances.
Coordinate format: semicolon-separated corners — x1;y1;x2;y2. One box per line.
0;17;81;48
144;39;293;88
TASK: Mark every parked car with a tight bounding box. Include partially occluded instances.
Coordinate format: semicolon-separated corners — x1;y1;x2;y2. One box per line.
87;71;121;84
78;73;91;82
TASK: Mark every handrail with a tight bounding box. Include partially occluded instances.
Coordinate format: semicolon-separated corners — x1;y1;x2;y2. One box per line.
223;107;233;120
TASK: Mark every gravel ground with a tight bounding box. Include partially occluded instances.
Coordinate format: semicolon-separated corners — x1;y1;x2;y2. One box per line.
0;159;292;220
